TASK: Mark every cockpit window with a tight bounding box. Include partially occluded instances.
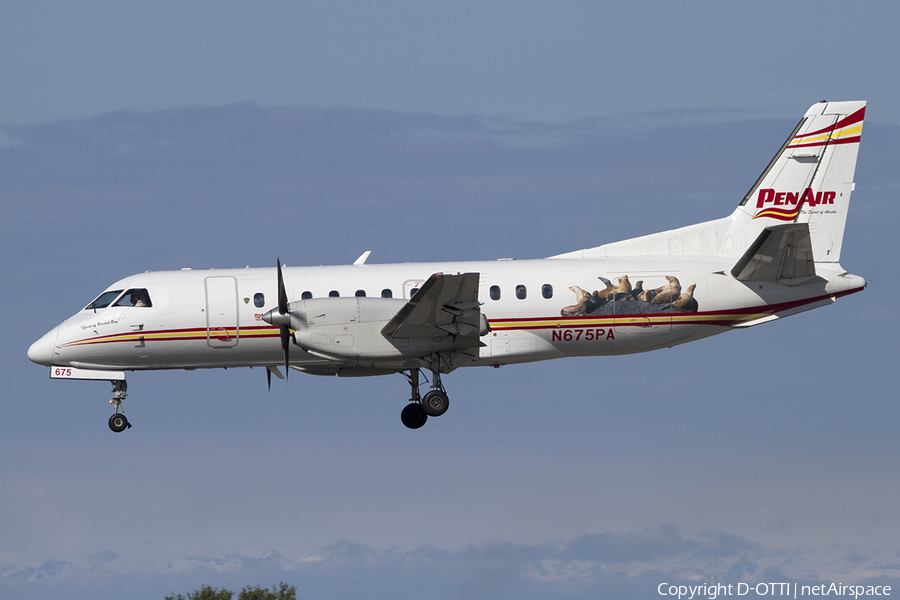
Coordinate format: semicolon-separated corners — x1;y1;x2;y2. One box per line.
114;288;153;308
85;290;123;310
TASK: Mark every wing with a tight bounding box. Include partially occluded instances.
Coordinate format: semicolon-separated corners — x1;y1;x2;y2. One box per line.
381;272;486;350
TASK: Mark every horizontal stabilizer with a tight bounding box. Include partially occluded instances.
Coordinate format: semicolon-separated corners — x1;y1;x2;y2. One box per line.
730;298;835;328
731;223;818;283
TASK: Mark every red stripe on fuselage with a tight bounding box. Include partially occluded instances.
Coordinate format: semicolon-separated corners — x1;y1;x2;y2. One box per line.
488;288;863;331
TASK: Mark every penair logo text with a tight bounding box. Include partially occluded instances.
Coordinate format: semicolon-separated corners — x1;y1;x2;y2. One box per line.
753;187;836;221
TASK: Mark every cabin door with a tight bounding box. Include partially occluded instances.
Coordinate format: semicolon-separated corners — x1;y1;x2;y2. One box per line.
205;276;239;348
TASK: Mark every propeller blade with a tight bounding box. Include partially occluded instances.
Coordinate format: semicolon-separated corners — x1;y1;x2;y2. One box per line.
276;258;291;377
280;325;291;379
266;367;272;391
277;257;288;315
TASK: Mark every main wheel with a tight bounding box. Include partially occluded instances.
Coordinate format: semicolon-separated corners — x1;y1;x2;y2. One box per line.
422;390;449;417
400;403;428;429
108;413;130;433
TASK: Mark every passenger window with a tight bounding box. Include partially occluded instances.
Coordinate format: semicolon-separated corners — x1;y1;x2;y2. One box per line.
115;288;152;308
516;285;527;300
253;292;265;308
490;285;501;301
381;289;393;298
301;291;312;300
542;284;553;299
85;290;123;310
355;289;366;297
329;290;340;298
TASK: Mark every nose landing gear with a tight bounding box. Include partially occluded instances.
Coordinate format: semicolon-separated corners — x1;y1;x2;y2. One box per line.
108;380;132;433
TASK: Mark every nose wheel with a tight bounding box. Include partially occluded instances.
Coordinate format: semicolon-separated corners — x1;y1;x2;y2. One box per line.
108;380;132;433
108;412;131;433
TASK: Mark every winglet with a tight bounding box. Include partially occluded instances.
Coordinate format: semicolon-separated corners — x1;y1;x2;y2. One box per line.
353;251;372;266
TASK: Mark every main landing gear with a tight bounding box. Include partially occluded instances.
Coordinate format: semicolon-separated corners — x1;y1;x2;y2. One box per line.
108;380;132;433
400;360;451;430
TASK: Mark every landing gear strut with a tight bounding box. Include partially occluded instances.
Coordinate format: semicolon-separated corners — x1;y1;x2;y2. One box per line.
400;357;451;429
422;359;449;417
401;369;427;429
108;380;131;433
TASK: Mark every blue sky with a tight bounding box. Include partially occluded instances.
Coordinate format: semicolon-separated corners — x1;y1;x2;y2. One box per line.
2;3;899;599
4;1;900;127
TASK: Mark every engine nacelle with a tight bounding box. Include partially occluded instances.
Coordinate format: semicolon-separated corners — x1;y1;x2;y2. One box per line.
286;297;403;361
281;296;483;366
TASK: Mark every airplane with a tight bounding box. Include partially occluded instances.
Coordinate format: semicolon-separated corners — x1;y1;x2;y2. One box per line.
28;100;868;431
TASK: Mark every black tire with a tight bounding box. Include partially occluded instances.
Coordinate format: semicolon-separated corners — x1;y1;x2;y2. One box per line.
400;403;428;429
108;413;130;433
421;390;449;417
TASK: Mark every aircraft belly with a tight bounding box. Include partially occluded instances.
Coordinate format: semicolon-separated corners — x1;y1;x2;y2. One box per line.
535;322;725;358
479;330;561;365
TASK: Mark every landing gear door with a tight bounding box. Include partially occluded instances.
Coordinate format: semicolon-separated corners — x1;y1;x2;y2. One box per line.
205;276;239;348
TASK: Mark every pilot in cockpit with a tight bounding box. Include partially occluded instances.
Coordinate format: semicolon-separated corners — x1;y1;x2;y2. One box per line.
124;289;151;307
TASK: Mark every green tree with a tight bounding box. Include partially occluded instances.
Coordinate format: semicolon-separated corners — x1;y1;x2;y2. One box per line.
165;582;297;600
238;582;297;600
165;584;234;600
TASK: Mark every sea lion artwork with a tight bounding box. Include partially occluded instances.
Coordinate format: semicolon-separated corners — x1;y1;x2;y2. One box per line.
606;275;633;301
561;286;593;315
650;276;682;305
596;277;615;302
671;284;698;311
630;280;644;301
561;275;699;316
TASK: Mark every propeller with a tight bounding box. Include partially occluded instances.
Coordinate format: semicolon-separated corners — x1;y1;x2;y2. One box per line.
261;257;294;385
276;257;291;377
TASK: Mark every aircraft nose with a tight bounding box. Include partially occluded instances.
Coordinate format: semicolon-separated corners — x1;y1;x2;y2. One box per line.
28;326;59;366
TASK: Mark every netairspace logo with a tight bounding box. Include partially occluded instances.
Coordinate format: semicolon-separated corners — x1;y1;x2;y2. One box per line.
657;582;892;599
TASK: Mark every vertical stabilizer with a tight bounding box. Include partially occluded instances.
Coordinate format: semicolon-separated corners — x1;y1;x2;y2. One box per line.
547;101;866;264
739;100;865;263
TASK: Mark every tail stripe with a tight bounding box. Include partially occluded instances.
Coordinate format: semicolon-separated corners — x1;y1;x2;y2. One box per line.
787;106;865;149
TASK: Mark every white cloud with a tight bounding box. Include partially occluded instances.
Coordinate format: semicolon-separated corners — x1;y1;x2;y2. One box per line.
4;526;899;600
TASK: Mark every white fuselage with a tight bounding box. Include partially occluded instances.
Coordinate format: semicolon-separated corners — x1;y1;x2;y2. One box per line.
28;255;865;376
